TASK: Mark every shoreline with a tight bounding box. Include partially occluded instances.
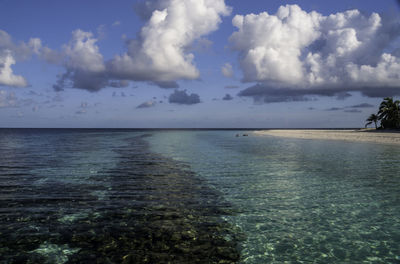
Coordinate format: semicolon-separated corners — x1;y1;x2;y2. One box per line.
254;129;400;145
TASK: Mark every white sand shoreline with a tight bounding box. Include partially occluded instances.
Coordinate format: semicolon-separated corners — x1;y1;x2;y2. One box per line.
254;129;400;145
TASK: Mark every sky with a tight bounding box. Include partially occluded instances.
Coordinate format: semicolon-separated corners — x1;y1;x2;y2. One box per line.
0;0;399;128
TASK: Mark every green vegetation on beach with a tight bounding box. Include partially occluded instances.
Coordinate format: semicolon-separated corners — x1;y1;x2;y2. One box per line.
366;97;400;130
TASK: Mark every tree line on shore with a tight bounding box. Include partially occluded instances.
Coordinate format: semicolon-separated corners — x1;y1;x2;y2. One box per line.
365;97;400;129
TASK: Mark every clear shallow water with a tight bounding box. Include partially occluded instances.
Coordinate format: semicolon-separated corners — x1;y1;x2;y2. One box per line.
149;130;400;263
0;129;240;263
1;129;400;263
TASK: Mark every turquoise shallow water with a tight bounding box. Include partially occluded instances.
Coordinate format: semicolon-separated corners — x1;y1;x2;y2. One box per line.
1;129;400;263
148;130;400;263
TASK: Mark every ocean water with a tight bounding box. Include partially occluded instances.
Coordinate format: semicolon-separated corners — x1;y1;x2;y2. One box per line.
1;129;400;263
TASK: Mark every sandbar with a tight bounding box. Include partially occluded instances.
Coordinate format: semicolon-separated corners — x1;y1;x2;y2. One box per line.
254;129;400;145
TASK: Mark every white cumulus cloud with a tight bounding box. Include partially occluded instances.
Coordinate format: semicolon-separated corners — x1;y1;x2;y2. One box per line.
51;0;231;92
110;0;231;85
64;30;105;73
53;30;108;91
0;30;44;87
221;63;234;78
230;5;400;100
0;50;28;87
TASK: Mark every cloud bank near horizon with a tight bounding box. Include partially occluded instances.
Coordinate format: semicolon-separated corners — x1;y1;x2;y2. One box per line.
231;5;400;102
168;89;201;105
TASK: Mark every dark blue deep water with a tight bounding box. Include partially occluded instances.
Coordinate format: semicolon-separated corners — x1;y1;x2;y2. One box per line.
1;129;400;263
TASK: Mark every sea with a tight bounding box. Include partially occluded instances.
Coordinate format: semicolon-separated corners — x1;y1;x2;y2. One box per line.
0;129;399;263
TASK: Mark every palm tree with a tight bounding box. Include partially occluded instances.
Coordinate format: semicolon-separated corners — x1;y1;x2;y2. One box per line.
378;97;400;129
365;114;379;129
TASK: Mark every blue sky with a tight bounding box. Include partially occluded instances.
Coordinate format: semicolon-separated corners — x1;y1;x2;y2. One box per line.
0;0;399;128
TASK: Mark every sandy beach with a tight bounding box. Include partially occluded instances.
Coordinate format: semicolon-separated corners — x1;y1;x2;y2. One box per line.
254;129;400;145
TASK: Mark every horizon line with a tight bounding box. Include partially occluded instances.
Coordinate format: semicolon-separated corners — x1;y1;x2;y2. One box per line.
0;127;362;130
